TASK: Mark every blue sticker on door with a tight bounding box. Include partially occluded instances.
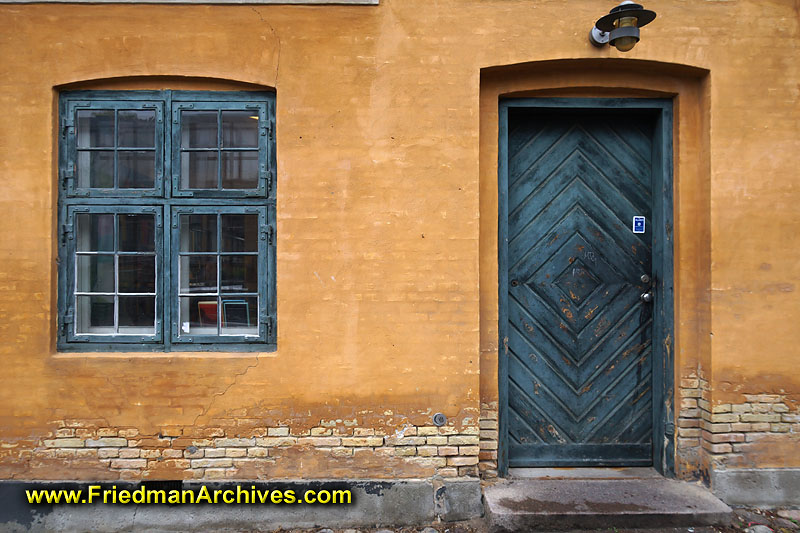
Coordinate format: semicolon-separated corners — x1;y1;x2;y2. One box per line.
633;216;646;234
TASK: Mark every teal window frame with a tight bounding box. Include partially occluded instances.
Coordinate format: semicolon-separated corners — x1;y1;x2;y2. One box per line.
57;90;276;352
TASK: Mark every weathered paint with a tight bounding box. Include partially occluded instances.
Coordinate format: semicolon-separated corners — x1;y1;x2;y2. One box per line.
502;104;662;467
0;0;798;482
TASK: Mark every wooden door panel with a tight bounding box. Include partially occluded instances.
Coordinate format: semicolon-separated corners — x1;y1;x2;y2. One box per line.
507;109;655;466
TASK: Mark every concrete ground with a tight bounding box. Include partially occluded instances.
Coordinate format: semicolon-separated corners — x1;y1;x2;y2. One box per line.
263;508;800;533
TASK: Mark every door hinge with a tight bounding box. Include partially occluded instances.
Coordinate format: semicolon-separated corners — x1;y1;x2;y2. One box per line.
664;422;675;437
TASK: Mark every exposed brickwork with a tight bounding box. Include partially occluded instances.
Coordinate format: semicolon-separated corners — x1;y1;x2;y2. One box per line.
678;373;799;469
478;402;498;478
27;420;482;480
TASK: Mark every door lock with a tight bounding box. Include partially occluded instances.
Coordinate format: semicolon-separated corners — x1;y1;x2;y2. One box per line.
640;274;651;284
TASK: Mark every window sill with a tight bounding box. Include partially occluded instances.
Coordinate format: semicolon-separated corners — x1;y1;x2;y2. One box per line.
54;344;277;356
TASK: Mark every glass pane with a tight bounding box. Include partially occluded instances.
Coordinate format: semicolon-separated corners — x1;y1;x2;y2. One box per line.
118;110;155;148
76;295;114;334
119;256;155;293
221;255;258;293
180;214;217;252
76;255;114;293
118;151;155;189
221;151;258;189
77;151;114;188
221;214;258;252
118;296;155;332
77;110;114;148
119;214;155;252
220;296;258;336
180;255;217;293
181;151;218;189
179;296;218;336
181;111;217;148
222;111;258;148
76;213;114;252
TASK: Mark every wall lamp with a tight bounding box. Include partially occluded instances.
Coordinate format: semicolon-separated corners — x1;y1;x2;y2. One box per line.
589;1;657;52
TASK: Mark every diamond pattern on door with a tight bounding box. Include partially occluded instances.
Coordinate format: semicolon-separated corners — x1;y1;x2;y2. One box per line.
506;109;656;466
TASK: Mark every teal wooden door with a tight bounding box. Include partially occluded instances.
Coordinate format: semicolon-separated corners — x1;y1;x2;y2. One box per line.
505;107;656;466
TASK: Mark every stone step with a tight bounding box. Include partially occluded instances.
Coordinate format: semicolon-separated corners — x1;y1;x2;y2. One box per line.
484;477;732;532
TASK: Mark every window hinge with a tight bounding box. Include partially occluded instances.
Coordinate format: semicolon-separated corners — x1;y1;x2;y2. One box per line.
258;165;272;195
262;315;273;339
62;312;74;336
62;118;74;138
260;224;273;245
61;223;74;244
62;161;74;190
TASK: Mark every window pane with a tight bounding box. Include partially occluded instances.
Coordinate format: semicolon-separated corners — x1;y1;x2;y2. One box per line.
77;110;114;148
76;213;114;252
221;214;258;252
77;151;114;189
76;255;114;293
118;296;155;332
119;256;155;293
118;151;155;189
181;151;218;189
76;295;114;334
180;214;217;252
118;110;155;148
180;255;217;293
181;111;217;148
221;296;258;336
221;255;258;293
221;151;258;189
179;296;218;336
222;111;258;148
119;214;155;252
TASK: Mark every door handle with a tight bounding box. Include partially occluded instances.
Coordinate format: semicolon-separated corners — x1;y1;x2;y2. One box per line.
640;291;653;303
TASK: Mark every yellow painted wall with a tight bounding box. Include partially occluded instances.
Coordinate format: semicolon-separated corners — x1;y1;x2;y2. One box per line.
0;0;798;479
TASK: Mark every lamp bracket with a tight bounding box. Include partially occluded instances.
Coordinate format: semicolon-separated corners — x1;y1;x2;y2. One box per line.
589;26;610;47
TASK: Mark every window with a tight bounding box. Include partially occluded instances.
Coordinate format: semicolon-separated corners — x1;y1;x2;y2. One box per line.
58;90;276;351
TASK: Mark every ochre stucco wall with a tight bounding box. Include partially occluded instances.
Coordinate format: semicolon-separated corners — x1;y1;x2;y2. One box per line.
0;0;798;480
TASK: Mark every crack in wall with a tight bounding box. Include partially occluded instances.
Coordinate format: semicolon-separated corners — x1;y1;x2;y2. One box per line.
191;355;262;428
250;7;281;83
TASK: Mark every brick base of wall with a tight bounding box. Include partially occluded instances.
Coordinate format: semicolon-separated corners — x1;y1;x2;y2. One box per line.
479;402;498;478
28;421;482;480
678;372;799;469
